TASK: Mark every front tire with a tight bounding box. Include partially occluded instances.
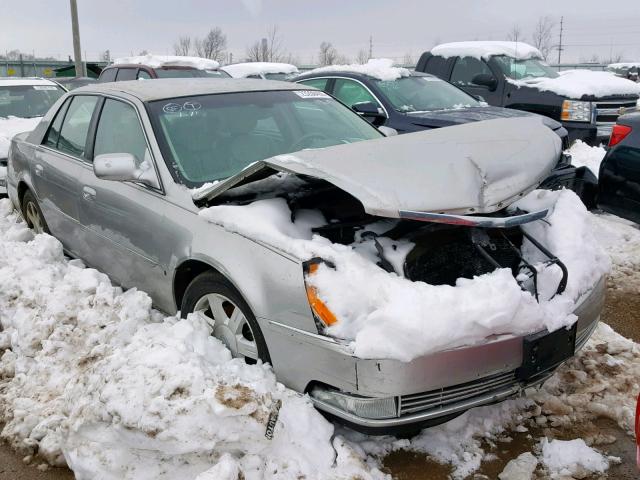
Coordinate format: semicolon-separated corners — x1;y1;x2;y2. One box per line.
181;271;271;365
21;190;49;234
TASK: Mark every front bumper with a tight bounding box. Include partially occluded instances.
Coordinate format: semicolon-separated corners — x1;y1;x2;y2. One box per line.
265;275;605;434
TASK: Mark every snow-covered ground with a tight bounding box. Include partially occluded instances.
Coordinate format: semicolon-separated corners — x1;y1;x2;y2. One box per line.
0;142;638;479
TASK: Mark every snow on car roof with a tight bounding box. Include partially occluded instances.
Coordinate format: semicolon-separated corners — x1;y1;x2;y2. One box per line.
608;62;640;69
113;54;221;70
304;58;411;81
0;77;61;87
222;62;299;78
431;41;543;60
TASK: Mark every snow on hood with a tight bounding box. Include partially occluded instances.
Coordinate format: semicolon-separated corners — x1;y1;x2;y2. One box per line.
222;62;299;78
509;70;640;99
113;54;220;70
0;116;41;159
195;117;561;217
304;58;410;81
431;41;543;61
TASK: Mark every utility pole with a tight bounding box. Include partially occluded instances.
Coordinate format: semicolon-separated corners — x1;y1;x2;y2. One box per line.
369;36;373;60
69;0;85;77
557;16;564;66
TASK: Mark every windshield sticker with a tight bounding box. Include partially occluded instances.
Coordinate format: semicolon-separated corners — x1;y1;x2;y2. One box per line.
182;101;201;111
294;90;330;99
33;85;58;91
162;101;202;114
163;103;183;113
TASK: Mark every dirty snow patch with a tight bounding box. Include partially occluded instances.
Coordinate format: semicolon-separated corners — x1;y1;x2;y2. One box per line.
498;452;538;480
541;438;610;476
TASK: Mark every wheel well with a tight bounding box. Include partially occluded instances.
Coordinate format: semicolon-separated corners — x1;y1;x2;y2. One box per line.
173;260;220;310
17;182;29;207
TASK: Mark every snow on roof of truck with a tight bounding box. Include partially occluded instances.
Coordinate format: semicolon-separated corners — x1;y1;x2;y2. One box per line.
431;41;543;60
304;58;411;81
113;54;220;70
222;62;299;78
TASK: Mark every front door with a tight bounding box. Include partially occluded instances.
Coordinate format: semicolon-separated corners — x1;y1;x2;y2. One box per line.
449;56;504;106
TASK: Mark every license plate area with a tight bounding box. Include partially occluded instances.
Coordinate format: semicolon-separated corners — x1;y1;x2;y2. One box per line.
516;323;577;380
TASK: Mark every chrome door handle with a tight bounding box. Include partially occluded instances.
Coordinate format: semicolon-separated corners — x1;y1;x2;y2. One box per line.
34;164;44;176
82;186;96;201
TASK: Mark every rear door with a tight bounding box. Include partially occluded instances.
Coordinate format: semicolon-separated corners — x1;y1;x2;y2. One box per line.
34;94;99;253
598;119;640;223
449;56;503;106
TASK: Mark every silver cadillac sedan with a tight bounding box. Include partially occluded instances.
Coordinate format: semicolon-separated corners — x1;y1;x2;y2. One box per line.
6;79;604;434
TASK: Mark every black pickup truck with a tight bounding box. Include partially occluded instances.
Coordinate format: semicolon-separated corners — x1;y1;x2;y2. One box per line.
417;42;639;146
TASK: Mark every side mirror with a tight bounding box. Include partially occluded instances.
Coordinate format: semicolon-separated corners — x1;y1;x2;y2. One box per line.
378;126;398;137
471;73;498;91
93;152;159;189
352;101;385;118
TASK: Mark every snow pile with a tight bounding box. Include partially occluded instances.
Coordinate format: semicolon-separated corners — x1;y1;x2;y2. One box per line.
0;116;41;159
431;41;543;60
222;62;299;78
305;58;410;81
541;438;610;477
113;54;220;71
498;452;538;480
201;189;608;361
566;140;606;177
510;69;640;98
0;199;383;479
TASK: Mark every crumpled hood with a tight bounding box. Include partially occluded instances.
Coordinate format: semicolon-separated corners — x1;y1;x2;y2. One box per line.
194;117;561;217
407;106;562;130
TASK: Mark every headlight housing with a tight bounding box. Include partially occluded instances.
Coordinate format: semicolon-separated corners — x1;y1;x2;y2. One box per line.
561;100;593;122
303;259;338;330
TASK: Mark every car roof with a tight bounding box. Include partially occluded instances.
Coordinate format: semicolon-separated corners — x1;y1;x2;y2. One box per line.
72;78;309;102
295;70;431;82
0;77;60;87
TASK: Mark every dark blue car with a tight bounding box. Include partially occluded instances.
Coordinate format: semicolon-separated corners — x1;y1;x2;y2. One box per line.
294;70;569;145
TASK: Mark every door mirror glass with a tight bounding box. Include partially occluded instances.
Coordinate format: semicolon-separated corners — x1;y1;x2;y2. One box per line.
352;101;385;117
94;152;159;187
471;73;498;91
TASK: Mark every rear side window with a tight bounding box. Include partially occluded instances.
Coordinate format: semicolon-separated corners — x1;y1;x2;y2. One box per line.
298;78;329;92
94;99;149;166
43;97;72;148
115;68;137;81
57;96;99;158
137;69;152;80
99;68;117;83
450;57;493;86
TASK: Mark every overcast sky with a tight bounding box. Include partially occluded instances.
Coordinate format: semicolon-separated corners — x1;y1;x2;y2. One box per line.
2;0;640;64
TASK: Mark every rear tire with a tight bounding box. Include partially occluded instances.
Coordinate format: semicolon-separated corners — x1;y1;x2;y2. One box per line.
181;271;271;365
21;190;49;234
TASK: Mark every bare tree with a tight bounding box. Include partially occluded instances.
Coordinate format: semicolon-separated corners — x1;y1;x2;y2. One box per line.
138;50;149;56
531;16;555;60
355;48;369;64
245;25;286;62
195;27;227;61
402;52;415;66
173;36;192;56
100;50;111;62
507;25;522;43
318;41;339;66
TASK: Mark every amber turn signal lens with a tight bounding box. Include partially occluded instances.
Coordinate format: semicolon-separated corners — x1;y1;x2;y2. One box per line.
304;262;338;326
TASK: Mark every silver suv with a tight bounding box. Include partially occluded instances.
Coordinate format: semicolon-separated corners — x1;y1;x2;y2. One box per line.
6;79;604;434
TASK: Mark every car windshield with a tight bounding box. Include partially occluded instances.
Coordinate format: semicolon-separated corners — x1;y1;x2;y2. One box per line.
375;76;480;113
147;90;382;187
204;69;230;78
493;56;559;80
0;84;65;118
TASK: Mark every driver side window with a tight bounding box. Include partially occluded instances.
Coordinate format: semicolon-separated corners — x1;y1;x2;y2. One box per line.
450;57;493;86
93;99;150;169
332;78;380;110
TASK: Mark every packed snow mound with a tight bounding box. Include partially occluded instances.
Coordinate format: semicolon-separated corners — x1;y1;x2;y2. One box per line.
431;41;542;60
0;200;384;480
113;54;220;70
566;140;606;177
510;69;640;99
222;62;299;78
305;58;410;81
201;189;609;361
541;438;610;476
0;116;41;159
